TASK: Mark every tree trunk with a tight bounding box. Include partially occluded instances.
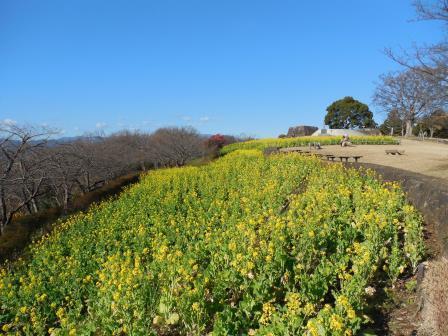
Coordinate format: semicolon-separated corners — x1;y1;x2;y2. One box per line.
30;198;39;213
0;190;7;236
53;196;61;207
24;202;33;215
63;186;69;212
405;119;413;137
0;215;11;236
140;160;146;171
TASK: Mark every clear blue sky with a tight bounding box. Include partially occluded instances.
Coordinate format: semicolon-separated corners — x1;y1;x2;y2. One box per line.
0;0;443;137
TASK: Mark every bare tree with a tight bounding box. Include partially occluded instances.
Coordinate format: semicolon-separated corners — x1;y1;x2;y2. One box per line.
0;123;207;235
106;131;152;171
386;44;448;101
373;70;444;136
68;138;115;194
420;109;448;137
386;1;448;101
150;127;205;167
414;0;448;22
44;144;85;211
0;124;55;234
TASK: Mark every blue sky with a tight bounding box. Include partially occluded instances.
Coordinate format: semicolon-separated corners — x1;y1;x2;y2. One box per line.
0;0;444;137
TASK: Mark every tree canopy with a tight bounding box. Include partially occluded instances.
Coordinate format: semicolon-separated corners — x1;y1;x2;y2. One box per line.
324;97;376;129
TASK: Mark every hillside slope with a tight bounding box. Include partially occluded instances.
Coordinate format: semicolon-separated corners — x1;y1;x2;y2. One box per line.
0;150;423;335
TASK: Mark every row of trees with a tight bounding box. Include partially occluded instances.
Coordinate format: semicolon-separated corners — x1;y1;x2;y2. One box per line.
323;93;448;137
379;108;448;137
0;124;224;235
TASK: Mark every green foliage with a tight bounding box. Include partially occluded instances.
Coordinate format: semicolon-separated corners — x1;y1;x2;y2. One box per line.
379;110;404;136
324;97;377;129
0;151;423;335
405;279;417;293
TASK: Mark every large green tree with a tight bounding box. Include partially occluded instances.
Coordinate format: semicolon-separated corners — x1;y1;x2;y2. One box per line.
324;96;376;129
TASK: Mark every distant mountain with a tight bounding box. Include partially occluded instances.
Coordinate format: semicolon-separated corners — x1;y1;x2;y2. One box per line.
44;136;104;147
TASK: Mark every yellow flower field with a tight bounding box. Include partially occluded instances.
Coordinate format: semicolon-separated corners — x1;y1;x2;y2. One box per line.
220;136;399;155
0;150;423;335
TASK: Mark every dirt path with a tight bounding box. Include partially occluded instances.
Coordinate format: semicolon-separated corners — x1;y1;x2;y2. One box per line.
318;139;448;181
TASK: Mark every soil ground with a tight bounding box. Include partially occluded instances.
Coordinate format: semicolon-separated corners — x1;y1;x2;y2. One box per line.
316;139;448;181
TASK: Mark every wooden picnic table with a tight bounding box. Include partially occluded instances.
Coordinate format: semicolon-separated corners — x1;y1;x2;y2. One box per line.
325;155;362;162
278;148;361;162
337;156;363;162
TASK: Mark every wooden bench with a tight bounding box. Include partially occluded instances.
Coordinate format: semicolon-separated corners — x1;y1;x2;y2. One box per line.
279;149;362;162
385;149;405;155
327;155;363;162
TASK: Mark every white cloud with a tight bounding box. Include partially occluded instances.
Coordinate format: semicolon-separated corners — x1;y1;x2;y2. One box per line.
1;118;17;126
181;116;192;121
199;116;210;122
95;122;107;129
